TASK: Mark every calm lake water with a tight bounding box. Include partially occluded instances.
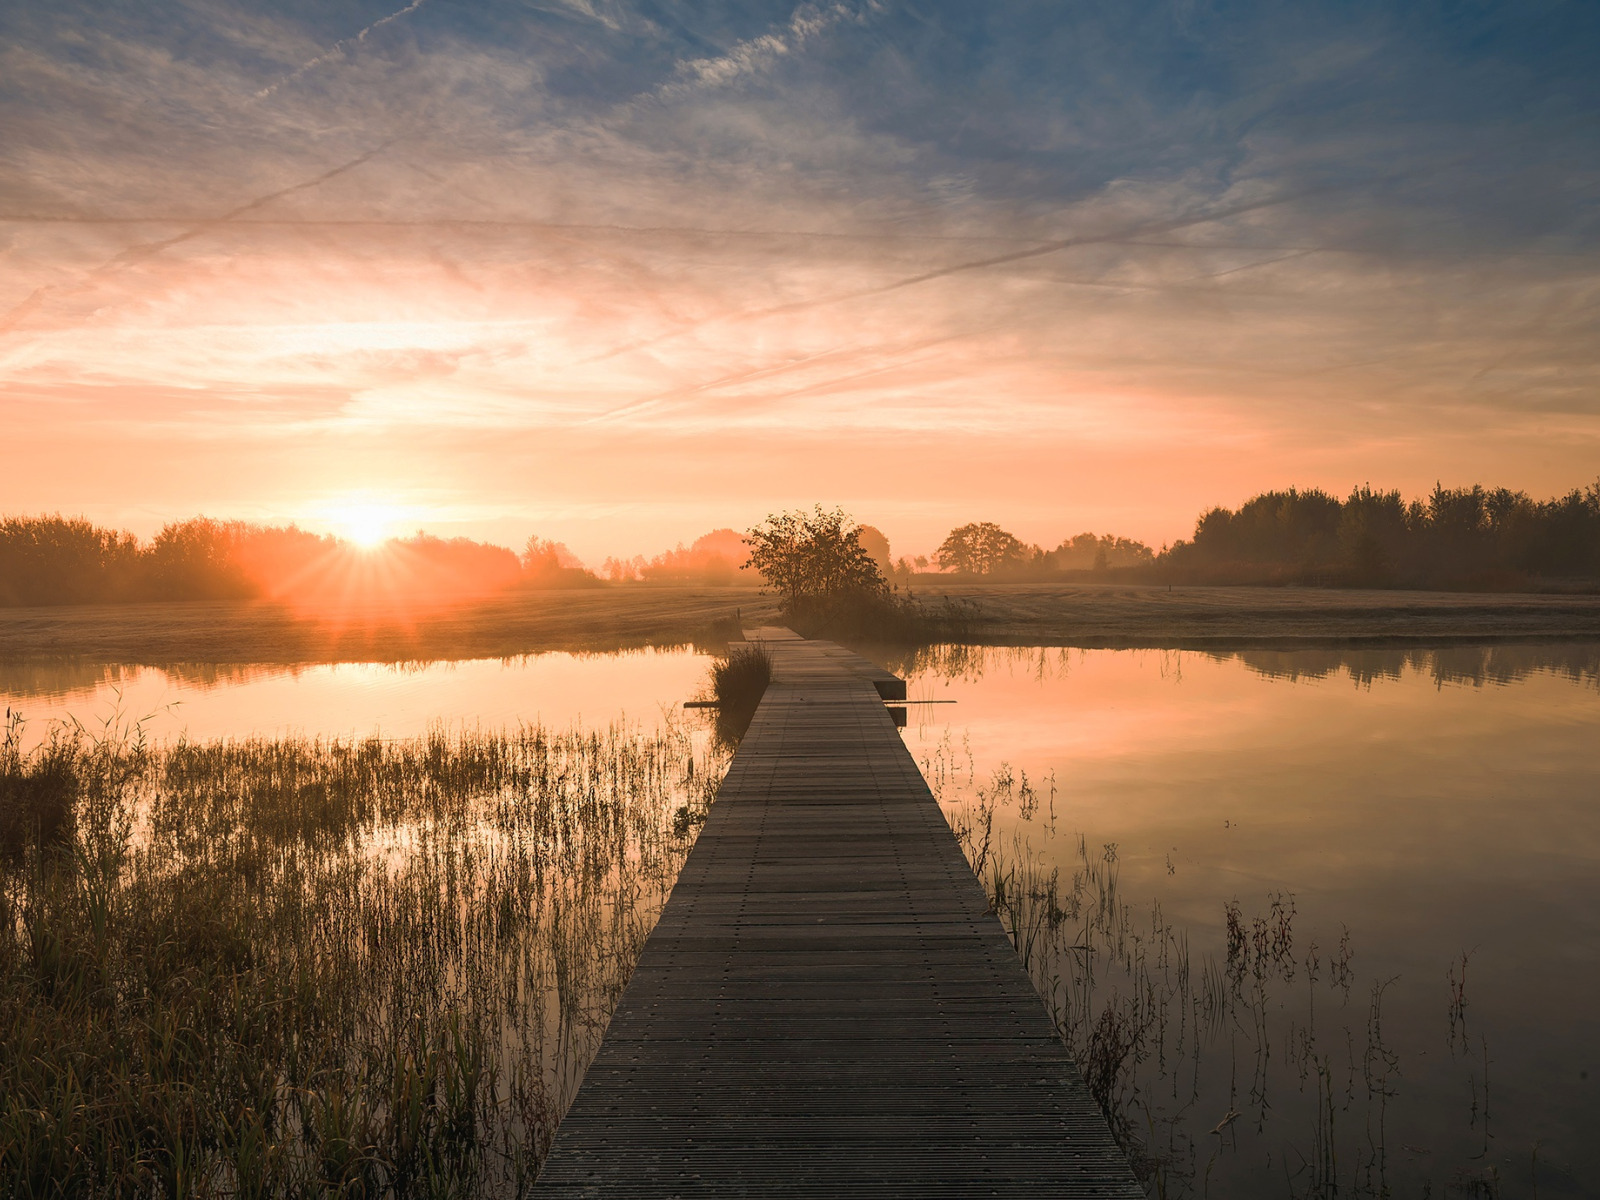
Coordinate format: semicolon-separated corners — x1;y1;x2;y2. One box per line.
0;649;713;747
899;644;1600;1198
5;643;1596;1196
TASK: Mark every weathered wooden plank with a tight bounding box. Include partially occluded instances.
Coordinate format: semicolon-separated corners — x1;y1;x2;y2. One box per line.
533;628;1142;1197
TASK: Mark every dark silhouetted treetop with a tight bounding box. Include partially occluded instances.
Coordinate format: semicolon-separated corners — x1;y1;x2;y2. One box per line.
0;516;142;606
1159;480;1600;586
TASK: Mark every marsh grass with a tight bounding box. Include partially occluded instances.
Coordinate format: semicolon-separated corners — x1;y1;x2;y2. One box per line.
0;713;723;1197
705;644;772;747
0;711;80;861
929;743;1512;1199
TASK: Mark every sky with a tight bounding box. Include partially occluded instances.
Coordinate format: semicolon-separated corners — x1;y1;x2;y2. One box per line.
2;0;1598;564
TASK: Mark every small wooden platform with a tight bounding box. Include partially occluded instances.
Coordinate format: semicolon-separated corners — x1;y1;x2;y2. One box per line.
533;629;1142;1197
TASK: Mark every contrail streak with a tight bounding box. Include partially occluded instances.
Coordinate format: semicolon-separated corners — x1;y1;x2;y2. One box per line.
105;143;393;268
587;326;991;427
581;187;1324;368
0;145;392;336
256;0;433;98
760;189;1325;310
0;213;1047;247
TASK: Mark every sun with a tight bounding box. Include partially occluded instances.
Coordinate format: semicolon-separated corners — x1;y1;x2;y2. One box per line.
329;501;399;549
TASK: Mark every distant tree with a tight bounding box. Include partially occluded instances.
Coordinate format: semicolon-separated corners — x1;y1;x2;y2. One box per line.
602;555;645;583
856;525;893;577
522;536;583;574
0;516;142;605
1159;479;1600;586
517;536;600;588
1337;486;1408;583
636;528;750;585
0;514;596;606
1045;533;1155;572
394;533;523;595
147;518;257;600
743;507;888;614
936;522;1028;575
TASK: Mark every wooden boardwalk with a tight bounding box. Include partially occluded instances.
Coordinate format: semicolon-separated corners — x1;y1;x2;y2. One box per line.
534;629;1142;1197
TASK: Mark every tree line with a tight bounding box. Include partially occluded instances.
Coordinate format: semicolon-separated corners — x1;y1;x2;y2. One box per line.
601;524;903;588
1160;482;1600;587
930;523;1154;577
0;517;596;607
5;480;1597;607
930;482;1600;587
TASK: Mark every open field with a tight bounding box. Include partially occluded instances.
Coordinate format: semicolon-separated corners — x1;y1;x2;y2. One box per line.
922;580;1600;647
1;583;1599;666
0;587;780;664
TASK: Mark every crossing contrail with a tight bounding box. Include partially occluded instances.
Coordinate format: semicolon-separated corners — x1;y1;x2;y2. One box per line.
0;144;392;335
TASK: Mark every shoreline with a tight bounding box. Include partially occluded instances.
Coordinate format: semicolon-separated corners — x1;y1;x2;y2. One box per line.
1;582;1598;664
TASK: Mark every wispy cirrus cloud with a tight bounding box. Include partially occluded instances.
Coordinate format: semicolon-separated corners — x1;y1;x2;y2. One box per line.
255;0;435;98
657;1;882;96
1;0;1597;557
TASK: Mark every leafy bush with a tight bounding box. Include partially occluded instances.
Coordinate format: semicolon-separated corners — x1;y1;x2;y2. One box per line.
743;507;888;615
742;507;967;644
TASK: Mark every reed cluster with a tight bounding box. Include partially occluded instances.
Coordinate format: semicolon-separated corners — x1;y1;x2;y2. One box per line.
706;644;772;746
925;738;1507;1199
0;713;723;1198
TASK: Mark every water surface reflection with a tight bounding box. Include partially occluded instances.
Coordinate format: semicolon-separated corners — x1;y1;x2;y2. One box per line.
6;641;1595;1193
0;649;711;747
903;644;1600;1197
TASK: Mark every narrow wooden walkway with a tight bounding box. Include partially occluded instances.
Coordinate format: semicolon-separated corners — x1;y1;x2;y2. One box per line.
534;629;1142;1197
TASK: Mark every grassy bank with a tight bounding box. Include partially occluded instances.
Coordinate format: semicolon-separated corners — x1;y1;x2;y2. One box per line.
0;714;724;1197
0;587;779;665
4;584;1598;669
915;581;1600;647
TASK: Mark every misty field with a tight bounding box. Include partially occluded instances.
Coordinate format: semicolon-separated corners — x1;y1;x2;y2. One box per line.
3;584;1599;667
0;587;777;665
919;581;1600;646
0;713;724;1197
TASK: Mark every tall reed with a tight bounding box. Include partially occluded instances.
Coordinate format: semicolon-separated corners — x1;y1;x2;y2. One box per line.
0;713;723;1198
707;643;772;746
928;740;1508;1199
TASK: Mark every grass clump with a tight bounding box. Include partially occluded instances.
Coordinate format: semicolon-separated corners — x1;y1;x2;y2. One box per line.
0;714;725;1198
707;644;773;746
0;711;82;861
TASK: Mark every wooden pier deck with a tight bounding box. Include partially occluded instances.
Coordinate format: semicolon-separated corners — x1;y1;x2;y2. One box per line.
533;629;1142;1197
